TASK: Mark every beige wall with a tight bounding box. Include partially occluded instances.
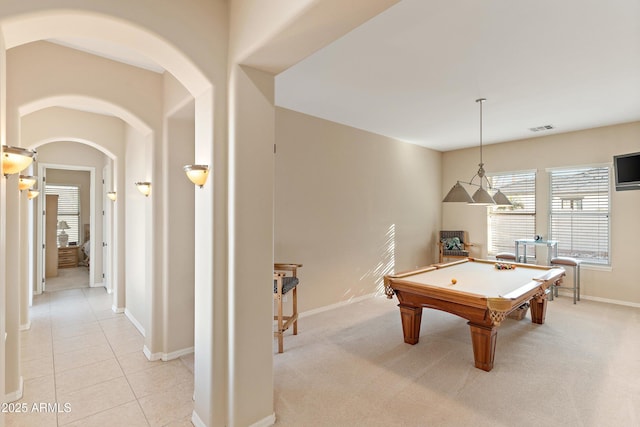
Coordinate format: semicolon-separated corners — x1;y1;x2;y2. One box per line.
275;107;442;311
442;121;640;305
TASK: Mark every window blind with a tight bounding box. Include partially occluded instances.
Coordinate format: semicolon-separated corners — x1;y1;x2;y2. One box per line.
549;166;610;265
487;171;536;257
45;184;81;245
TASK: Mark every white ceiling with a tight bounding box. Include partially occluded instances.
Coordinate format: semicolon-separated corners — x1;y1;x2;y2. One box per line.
45;0;640;152
275;0;640;151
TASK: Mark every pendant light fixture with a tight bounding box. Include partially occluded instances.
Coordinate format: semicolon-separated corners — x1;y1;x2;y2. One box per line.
443;98;512;206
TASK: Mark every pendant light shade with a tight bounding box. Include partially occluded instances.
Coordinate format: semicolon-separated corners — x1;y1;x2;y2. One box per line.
491;189;512;206
471;187;495;205
443;182;474;203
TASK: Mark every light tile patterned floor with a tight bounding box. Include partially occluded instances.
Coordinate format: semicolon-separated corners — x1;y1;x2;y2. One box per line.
6;287;194;427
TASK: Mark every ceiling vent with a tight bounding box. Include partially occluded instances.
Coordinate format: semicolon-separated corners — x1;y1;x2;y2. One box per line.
529;125;555;132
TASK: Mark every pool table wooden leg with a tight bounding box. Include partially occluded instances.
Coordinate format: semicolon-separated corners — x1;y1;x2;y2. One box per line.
468;323;497;372
399;305;422;344
529;294;548;325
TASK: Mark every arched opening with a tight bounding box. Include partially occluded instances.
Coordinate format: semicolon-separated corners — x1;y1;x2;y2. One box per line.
2;9;218;424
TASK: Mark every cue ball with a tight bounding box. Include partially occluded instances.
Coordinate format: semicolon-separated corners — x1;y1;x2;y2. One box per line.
451;278;457;284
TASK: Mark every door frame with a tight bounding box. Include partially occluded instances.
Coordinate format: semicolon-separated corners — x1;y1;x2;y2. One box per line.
36;162;96;294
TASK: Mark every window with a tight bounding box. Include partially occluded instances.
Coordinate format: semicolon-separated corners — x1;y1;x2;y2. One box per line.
549;166;610;265
487;171;536;258
45;184;81;245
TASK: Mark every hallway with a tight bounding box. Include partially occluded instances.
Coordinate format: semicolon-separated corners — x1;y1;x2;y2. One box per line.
43;267;90;292
7;288;194;426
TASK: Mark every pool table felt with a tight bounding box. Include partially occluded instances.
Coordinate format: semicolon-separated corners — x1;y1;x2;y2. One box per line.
394;259;561;300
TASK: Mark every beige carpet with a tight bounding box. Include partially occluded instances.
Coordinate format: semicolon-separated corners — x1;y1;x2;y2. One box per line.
45;267;90;292
273;295;640;427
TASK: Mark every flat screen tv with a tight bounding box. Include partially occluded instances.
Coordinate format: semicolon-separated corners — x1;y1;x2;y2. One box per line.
613;152;640;191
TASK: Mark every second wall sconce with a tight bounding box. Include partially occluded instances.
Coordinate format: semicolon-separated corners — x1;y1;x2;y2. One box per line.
107;191;117;201
135;182;151;197
18;175;37;191
2;145;37;176
183;164;210;188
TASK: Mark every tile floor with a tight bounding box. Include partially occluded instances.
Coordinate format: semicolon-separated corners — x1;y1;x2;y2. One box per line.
6;287;195;427
43;267;90;292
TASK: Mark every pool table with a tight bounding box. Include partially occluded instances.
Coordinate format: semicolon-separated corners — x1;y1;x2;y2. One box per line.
383;258;565;371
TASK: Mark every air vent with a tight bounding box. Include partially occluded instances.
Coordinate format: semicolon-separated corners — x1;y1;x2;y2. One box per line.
529;125;554;132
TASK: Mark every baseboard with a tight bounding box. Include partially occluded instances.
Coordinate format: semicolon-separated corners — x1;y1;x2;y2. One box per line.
90;282;104;288
5;376;24;403
250;413;276;427
143;345;163;361
142;345;194;362
124;309;145;336
191;410;270;427
19;322;31;331
299;292;377;318
162;347;194;361
191;410;206;427
112;305;125;313
555;289;640;308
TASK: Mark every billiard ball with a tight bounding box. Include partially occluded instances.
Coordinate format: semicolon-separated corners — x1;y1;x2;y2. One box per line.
451;278;457;284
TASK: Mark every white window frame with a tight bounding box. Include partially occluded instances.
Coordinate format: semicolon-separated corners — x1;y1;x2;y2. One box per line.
547;164;611;266
487;170;537;259
45;184;82;246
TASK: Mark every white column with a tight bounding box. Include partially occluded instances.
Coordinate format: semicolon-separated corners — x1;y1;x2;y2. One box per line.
19;185;30;331
4;174;22;401
192;88;226;427
226;65;275;427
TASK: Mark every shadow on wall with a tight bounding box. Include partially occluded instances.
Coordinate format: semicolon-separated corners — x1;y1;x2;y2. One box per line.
359;223;396;296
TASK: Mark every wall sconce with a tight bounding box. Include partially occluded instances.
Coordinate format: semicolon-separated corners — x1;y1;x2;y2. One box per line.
107;191;117;201
18;175;37;191
28;190;40;200
183;164;209;188
135;181;151;197
2;145;37;176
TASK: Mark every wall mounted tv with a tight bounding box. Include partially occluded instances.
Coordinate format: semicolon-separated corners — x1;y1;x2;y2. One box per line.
613;152;640;191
